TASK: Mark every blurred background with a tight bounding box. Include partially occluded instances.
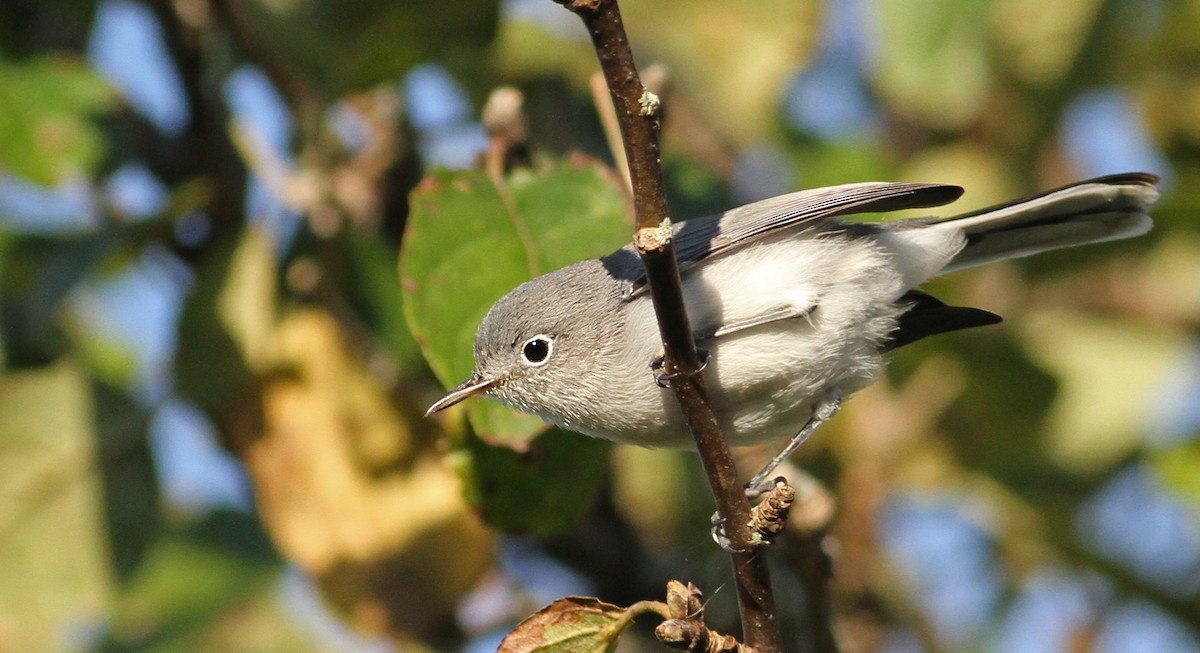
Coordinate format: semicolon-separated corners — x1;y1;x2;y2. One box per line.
1;0;1198;651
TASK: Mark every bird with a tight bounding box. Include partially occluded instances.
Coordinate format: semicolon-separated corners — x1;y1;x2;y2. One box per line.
427;173;1158;486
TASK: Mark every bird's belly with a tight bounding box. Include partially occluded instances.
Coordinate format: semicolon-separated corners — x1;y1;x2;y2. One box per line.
580;316;890;449
702;327;882;446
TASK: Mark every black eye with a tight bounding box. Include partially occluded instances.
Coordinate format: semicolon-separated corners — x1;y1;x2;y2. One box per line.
521;335;553;365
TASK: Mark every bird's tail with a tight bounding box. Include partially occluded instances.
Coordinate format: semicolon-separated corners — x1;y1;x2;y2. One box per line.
931;173;1159;273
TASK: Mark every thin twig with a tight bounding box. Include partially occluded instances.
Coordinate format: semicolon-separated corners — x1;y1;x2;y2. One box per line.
551;0;782;650
589;72;632;195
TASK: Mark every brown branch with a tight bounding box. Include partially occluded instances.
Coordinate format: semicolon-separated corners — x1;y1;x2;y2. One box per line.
143;0;247;249
552;1;782;650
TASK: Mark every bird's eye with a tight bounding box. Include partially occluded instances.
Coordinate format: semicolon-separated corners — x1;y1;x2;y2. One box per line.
521;335;553;366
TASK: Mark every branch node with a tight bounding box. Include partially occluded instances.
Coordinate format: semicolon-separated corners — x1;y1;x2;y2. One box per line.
665;580;705;619
483;86;532;180
656;618;757;653
634;218;673;251
659;581;758;651
639;89;661;116
750;478;796;544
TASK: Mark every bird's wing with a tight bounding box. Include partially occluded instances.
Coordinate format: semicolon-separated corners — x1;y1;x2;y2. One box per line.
603;181;964;299
698;304;817;341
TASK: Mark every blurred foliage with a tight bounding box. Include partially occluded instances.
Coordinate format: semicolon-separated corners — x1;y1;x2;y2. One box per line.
0;55;117;185
0;361;113;651
236;0;501;100
449;427;611;537
1156;438;1200;516
0;0;1197;652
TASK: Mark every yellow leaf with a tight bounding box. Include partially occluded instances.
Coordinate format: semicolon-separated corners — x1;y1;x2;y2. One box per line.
244;309;494;637
0;360;114;652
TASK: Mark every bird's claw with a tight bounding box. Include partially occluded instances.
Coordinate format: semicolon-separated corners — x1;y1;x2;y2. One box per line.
742;477;775;502
710;512;743;553
652;349;710;388
709;479;785;553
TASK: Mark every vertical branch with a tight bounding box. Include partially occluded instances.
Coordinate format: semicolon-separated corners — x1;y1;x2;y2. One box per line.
551;1;782;650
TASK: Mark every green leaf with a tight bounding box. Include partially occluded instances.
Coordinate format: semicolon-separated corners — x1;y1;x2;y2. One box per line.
343;230;424;371
1152;438;1200;518
0;55;116;185
61;321;139;388
0;360;114;652
498;596;626;653
451;427;610;537
400;159;630;445
101;512;298;653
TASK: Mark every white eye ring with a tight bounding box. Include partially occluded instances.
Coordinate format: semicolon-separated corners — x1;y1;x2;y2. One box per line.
520;334;554;366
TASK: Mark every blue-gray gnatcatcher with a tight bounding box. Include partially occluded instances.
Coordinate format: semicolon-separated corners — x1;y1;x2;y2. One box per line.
427;173;1157;486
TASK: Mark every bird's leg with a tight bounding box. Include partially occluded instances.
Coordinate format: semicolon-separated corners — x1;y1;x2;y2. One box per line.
746;387;842;496
711;388;842;552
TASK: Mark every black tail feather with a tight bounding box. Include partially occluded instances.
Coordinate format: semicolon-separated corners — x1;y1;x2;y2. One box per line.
883;290;1003;352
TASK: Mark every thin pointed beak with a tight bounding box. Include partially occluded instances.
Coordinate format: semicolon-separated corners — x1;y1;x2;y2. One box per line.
425;373;504;416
